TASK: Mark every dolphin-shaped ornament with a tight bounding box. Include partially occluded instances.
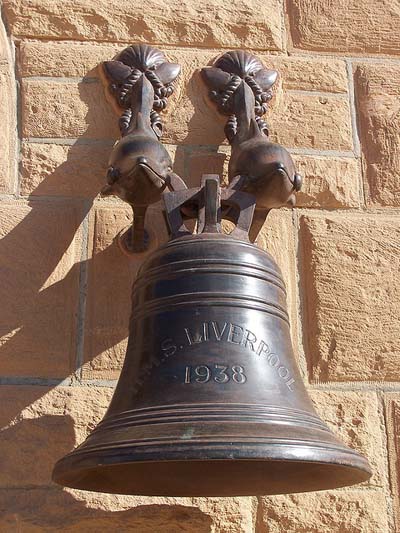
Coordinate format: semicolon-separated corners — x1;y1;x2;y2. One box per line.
101;45;186;252
201;51;302;242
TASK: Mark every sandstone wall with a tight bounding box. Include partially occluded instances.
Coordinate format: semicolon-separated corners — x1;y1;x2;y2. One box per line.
0;0;399;531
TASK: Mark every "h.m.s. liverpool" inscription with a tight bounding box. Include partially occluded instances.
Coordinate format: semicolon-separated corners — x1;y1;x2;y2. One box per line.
160;320;295;390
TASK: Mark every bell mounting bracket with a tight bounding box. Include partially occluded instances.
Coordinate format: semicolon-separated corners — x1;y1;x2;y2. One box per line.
99;45;302;253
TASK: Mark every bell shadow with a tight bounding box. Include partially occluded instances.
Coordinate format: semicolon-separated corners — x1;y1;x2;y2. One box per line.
180;65;228;189
184;64;226;148
0;416;212;533
0;72;198;523
1;497;212;531
0;417;213;530
0;196;90;383
0;76;168;404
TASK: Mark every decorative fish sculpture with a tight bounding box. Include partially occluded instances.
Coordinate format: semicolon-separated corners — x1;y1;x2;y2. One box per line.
101;44;186;251
201;50;302;241
101;74;176;206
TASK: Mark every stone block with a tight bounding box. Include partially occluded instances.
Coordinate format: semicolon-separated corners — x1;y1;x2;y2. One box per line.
3;0;283;50
311;390;386;488
287;0;400;56
354;64;400;206
20;141;110;197
0;385;113;487
293;155;361;208
266;55;348;93
260;490;390;532
300;213;400;382
21;79;119;140
269;93;353;151
19;40;119;78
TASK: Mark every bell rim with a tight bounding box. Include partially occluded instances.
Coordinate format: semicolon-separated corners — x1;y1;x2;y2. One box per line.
53;440;372;497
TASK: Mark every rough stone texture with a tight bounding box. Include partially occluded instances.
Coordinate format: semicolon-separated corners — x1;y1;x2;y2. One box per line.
0;488;255;532
354;64;400;206
82;205;170;379
310;391;385;488
0;18;16;194
300;214;400;382
19;40;120;78
287;0;400;56
21;79;119;140
260;490;390;533
19;41;348;96
293;155;361;208
0;201;82;378
0;385;113;487
3;0;283;50
82;206;136;379
384;395;400;531
20;141;110;197
266;56;348;93
192;497;256;532
21;77;353;151
269;94;353;151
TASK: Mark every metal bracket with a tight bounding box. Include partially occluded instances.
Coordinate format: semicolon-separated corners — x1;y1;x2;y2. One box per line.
163;174;256;243
100;46;303;251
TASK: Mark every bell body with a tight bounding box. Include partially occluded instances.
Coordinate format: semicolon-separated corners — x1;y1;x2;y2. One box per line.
53;233;371;496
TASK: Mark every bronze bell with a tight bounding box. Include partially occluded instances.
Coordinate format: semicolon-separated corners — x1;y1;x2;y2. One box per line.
53;45;371;496
53;176;371;496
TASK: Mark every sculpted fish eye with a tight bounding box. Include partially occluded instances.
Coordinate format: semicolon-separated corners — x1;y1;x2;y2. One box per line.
106;167;121;184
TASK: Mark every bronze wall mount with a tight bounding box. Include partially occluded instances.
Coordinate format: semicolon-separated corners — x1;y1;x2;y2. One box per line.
99;44;301;251
52;45;371;497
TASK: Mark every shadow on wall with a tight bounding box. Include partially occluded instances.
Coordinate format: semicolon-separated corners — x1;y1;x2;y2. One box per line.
182;59;228;188
0;61;229;529
0;482;212;532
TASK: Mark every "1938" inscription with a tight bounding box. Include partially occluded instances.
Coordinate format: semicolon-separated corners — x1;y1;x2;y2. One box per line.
184;364;247;384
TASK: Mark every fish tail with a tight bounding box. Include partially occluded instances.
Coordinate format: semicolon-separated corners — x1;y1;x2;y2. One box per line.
125;75;155;136
102;44;180;139
201;50;277;144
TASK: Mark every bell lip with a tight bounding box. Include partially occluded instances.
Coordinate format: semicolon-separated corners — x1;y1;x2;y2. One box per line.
52;449;372;497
